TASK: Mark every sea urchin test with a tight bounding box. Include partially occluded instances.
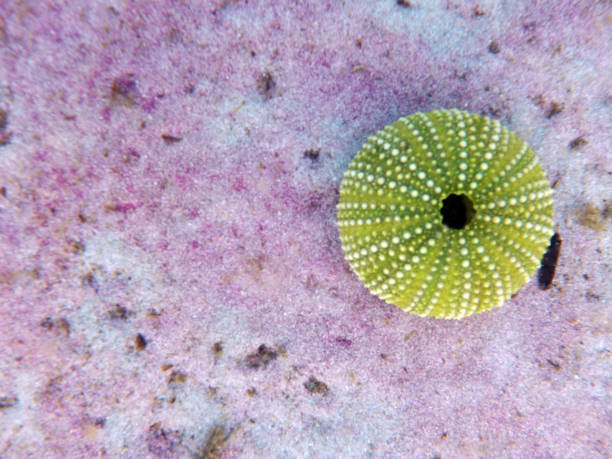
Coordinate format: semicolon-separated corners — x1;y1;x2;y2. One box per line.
337;109;554;319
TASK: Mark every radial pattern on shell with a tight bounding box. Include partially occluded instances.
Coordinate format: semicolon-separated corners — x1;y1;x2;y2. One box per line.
337;109;554;319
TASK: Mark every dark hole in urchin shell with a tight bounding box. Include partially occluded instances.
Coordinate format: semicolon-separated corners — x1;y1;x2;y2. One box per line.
538;232;561;290
440;193;476;229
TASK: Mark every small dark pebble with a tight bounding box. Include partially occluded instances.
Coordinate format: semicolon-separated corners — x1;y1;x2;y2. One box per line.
40;317;70;336
168;370;187;385
569;136;588;150
303;148;320;161
83;271;99;292
161;134;182;144
0;396;17;409
304;376;329;396
110;74;138;107
0;131;11;146
0;109;10;146
200;425;232;458
41;317;54;330
212;341;223;358
55;318;70;336
538;232;562;290
146;423;182;456
256;71;276;99
94;417;107;427
545;102;563;119
135;333;147;351
523;21;537;32
472;7;485;17
70;240;85;254
245;344;278;369
108;303;129;320
488;40;501;54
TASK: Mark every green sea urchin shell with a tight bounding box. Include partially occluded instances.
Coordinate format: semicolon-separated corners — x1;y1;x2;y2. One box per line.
337;109;554;319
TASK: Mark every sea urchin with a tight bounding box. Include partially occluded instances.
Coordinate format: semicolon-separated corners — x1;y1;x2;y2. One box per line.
337;109;554;319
